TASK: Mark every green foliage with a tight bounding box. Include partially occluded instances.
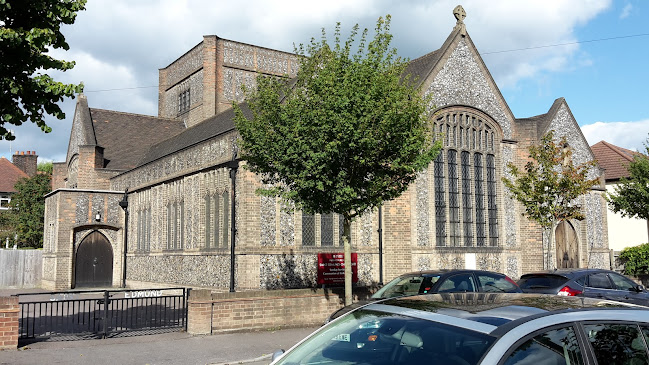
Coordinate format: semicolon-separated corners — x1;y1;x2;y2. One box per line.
0;210;16;246
37;161;53;174
6;174;51;248
607;140;649;220
233;16;441;221
0;0;86;140
502;130;599;229
618;243;649;276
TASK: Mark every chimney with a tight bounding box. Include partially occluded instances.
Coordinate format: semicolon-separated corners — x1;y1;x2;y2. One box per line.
12;151;38;177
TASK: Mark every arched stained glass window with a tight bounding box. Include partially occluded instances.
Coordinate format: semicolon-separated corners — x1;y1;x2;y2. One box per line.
214;194;220;247
321;213;334;246
448;150;460;246
434;153;446;246
302;213;315;246
474;153;486;246
205;195;211;248
461;151;473;246
487;154;499;246
222;191;229;248
432;108;500;248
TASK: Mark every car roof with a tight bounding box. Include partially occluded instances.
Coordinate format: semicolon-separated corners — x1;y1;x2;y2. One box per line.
520;268;614;278
398;269;508;277
361;293;647;336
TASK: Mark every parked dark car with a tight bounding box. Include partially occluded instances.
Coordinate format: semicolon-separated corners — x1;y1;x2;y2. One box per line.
518;268;649;306
273;293;649;365
325;269;522;323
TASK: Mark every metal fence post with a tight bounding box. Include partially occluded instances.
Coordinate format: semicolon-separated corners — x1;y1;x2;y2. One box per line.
102;291;109;338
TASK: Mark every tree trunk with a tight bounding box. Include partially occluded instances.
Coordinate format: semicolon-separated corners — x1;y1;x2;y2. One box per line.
343;216;352;306
546;225;555;270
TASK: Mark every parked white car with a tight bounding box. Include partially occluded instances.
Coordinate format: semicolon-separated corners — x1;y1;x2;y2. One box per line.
272;293;649;365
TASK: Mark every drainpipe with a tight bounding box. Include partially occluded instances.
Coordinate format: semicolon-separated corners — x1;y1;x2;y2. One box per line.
378;206;383;285
228;160;239;292
118;189;129;288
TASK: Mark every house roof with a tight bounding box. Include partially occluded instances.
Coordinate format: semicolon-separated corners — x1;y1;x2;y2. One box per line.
591;140;642;181
0;157;28;193
89;109;185;170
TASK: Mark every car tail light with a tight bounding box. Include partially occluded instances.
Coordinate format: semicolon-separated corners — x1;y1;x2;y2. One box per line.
558;286;582;296
505;276;519;288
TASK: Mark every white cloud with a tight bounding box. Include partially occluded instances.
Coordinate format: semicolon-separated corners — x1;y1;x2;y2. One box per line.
620;4;633;19
0;0;619;162
582;120;649;152
48;50;157;115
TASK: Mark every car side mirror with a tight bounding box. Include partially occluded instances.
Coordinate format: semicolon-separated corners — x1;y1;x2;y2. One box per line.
636;284;646;292
271;349;285;362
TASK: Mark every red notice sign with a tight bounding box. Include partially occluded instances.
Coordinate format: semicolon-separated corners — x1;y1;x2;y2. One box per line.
317;253;358;285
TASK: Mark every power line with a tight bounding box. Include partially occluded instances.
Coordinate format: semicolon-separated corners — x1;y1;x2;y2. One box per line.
82;32;649;93
481;32;649;55
84;85;158;93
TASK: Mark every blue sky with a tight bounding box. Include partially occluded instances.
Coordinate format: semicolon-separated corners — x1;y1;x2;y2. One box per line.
1;0;648;162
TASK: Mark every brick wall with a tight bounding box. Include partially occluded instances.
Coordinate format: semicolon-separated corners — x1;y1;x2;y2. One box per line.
187;288;354;335
0;296;19;350
52;162;67;190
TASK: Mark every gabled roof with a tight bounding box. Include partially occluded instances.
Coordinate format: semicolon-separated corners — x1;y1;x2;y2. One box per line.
0;157;28;193
591;140;642;181
402;25;516;135
89;109;185;170
403;49;443;86
136;104;252;167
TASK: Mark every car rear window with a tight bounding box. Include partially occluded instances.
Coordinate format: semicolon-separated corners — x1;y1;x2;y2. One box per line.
518;274;569;290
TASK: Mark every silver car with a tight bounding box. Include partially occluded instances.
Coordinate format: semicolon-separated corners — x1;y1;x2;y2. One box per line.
272;293;649;365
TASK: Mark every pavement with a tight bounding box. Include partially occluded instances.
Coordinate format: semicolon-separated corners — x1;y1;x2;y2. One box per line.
0;288;320;365
0;326;320;365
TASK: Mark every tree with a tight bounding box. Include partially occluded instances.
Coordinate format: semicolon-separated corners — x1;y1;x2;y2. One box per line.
618;243;649;277
1;0;86;140
502;130;599;269
38;161;53;174
606;141;649;220
233;16;442;304
6;173;51;248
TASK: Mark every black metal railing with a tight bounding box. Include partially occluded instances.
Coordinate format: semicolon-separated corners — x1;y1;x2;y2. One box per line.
16;288;188;341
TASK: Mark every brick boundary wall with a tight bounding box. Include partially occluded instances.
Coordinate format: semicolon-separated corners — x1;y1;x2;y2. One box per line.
187;288;373;335
0;296;19;350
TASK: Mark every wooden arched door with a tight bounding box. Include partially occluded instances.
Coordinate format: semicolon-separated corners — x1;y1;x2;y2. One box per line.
556;220;579;269
75;231;113;287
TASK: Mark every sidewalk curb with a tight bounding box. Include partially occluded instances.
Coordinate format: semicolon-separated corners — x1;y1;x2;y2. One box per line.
211;353;272;365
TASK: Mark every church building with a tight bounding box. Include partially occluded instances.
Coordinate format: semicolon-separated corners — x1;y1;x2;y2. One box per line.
42;7;609;290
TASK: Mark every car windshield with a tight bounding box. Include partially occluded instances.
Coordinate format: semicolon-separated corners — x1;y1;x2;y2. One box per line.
273;309;495;365
372;275;441;299
518;275;569;289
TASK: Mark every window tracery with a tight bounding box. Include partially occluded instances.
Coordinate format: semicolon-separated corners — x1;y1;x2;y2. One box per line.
433;108;501;247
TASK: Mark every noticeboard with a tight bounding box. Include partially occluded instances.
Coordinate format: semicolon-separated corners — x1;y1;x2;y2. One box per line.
317;253;358;285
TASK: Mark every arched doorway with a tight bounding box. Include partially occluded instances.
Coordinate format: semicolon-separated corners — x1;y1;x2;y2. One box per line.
75;231;113;287
556;220;578;269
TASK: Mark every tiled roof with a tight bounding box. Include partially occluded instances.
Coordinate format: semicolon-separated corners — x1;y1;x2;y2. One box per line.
591;140;642;181
137;104;250;167
90;109;185;170
403;49;442;86
0;157;28;193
